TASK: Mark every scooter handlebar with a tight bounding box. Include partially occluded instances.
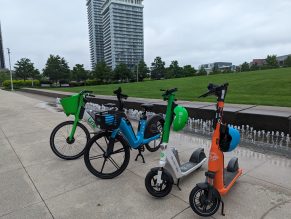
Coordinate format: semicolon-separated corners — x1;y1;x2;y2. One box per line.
199;83;228;98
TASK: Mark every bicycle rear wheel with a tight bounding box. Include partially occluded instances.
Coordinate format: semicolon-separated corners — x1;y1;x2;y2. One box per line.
50;121;90;160
84;131;130;179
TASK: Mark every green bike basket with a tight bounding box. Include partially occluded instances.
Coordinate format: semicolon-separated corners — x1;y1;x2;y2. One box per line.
60;94;80;116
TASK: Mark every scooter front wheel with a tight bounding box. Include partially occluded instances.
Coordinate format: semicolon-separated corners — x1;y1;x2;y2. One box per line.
145;168;173;198
189;185;220;217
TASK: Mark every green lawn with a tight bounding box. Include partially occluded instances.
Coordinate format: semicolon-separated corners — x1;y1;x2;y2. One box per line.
49;67;291;107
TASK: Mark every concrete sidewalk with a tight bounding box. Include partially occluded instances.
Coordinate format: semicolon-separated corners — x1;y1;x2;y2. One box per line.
0;89;291;219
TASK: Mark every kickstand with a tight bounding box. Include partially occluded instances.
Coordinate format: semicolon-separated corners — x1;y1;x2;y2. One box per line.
220;199;225;216
135;146;145;163
175;179;182;191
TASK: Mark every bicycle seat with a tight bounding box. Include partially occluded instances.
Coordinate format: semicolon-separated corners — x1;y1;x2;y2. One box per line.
141;103;154;111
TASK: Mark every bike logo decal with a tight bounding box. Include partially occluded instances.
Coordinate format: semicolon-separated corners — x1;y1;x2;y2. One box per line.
209;152;218;161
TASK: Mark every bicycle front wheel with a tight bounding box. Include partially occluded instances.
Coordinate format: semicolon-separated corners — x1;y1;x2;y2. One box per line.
84;131;130;179
50;121;90;160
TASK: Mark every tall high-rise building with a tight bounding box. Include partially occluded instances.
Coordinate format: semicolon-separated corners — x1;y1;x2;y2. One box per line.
0;22;6;69
87;0;105;69
86;0;144;70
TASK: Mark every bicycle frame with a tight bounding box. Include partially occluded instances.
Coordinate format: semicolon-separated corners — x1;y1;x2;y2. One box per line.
110;117;161;149
58;91;97;141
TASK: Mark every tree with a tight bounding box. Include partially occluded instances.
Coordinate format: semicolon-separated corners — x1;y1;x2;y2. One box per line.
166;60;182;78
0;69;10;84
284;56;291;67
136;60;149;81
43;55;70;84
151;56;165;80
241;62;250;72
197;67;207;76
113;63;132;82
183;65;196;77
265;55;278;68
71;64;88;81
14;58;35;81
250;63;260;71
93;61;112;82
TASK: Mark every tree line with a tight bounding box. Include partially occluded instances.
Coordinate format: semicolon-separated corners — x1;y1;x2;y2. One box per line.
2;54;291;87
1;55;199;86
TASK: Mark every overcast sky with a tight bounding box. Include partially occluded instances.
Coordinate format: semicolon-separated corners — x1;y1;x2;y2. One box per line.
1;0;291;70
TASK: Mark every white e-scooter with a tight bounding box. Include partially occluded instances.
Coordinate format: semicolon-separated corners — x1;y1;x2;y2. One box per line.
145;88;207;197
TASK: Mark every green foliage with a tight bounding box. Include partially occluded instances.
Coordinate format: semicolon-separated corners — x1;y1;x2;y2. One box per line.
43;55;70;83
0;69;10;85
40;79;53;85
151;57;165;79
71;64;88;82
284;56;291;67
250;63;260;71
2;80;40;89
85;79;103;86
165;60;183;79
182;65;197;77
69;81;85;87
113;63;132;81
136;60;149;81
93;61;112;82
265;55;278;68
241;62;250;72
197;67;207;76
14;58;36;81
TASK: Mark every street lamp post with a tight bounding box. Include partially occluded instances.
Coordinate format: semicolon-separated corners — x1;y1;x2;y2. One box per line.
7;48;14;91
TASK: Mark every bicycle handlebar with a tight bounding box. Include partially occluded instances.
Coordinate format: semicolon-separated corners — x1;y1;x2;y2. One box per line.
113;87;128;111
113;87;128;100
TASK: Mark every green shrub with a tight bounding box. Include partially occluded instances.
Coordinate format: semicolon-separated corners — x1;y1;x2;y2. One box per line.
85;79;103;86
40;80;53;85
69;81;85;87
2;80;40;89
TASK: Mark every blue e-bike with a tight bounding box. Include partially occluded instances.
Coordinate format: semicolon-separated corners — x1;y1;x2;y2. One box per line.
84;87;164;179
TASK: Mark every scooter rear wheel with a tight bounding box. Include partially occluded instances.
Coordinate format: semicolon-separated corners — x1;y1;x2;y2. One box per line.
189;185;220;217
145;169;173;197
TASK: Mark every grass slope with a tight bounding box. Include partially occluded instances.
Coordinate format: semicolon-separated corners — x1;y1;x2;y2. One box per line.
49;67;291;107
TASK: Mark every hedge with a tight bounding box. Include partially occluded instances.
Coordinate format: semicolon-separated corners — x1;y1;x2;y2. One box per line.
2;80;40;89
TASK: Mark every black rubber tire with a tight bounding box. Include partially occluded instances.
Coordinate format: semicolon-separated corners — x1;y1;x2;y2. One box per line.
50;121;90;160
145;117;164;152
189;186;220;217
145;169;173;197
84;131;130;179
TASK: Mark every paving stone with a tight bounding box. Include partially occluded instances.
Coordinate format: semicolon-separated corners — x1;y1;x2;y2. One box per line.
0;202;52;219
0;169;41;216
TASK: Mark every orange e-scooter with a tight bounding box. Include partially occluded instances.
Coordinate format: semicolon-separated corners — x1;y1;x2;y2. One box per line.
189;83;242;217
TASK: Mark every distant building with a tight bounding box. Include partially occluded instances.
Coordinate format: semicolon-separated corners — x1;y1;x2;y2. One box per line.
250;59;266;66
199;62;233;74
86;0;144;70
276;54;291;66
86;0;105;69
0;22;5;69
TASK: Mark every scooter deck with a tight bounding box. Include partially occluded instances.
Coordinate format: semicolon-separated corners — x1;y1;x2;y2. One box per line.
224;169;238;187
180;161;197;173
